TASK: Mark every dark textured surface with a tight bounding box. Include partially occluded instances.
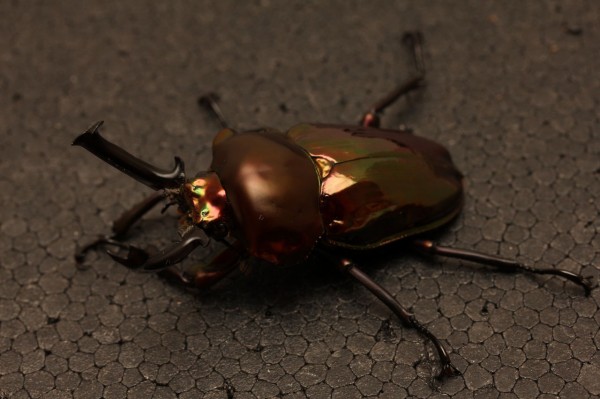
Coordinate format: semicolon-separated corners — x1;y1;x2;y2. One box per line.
1;1;599;398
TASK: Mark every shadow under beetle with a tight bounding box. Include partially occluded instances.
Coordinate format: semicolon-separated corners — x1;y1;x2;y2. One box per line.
73;32;594;379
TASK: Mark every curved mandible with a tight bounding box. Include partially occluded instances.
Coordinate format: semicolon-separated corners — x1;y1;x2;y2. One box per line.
72;121;185;190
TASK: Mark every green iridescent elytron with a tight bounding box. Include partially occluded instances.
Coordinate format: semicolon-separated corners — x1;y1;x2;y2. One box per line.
287;123;463;249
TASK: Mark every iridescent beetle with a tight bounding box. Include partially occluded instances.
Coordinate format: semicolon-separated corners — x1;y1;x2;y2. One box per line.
73;33;593;378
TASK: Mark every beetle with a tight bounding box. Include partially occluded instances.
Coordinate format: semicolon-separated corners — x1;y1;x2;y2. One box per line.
73;32;593;379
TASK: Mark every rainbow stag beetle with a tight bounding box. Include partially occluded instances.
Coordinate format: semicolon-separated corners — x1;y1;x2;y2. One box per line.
73;33;594;379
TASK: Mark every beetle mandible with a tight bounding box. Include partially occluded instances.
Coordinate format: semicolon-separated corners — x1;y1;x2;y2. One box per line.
73;32;594;379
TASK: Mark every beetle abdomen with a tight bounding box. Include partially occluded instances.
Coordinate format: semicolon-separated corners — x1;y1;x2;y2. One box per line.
287;124;463;249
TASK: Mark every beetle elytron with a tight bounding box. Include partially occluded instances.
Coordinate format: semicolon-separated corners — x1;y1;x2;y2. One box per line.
73;33;593;379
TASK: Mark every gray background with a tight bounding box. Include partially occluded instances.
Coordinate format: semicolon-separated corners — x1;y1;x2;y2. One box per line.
1;1;599;398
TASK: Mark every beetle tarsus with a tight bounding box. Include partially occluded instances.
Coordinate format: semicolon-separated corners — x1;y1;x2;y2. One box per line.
359;31;426;127
582;276;595;297
198;93;229;129
537;270;594;297
75;235;131;266
75;192;168;266
438;362;461;380
412;240;594;295
112;191;166;238
107;245;150;268
75;237;101;264
157;268;194;286
402;31;425;75
340;259;459;380
111;229;209;272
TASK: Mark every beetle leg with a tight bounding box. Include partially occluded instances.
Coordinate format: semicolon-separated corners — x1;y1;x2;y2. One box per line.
198;93;229;129
108;228;209;272
75;236;133;265
360;76;424;128
157;241;241;288
338;259;460;379
112;191;166;238
403;31;426;76
360;31;426;127
412;240;595;296
75;192;165;264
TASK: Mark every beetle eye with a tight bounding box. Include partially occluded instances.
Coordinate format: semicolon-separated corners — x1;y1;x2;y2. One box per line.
200;209;209;218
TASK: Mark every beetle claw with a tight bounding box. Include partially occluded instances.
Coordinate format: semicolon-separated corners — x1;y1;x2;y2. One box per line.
75;235;132;267
107;246;150;268
581;276;595;297
438;362;461;380
106;229;209;272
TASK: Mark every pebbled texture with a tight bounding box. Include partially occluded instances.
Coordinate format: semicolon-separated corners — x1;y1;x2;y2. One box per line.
1;1;599;398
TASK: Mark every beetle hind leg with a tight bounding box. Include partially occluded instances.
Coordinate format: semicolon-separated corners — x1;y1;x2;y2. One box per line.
412;240;595;296
360;31;426;127
338;258;460;380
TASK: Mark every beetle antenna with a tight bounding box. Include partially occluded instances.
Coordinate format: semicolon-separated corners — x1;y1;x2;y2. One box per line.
412;240;595;296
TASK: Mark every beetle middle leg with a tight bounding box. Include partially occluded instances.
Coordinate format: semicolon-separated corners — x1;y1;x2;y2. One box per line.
360;31;425;127
412;240;595;295
75;191;165;264
338;258;460;379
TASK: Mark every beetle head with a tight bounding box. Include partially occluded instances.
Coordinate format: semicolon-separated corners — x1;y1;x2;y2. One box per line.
74;122;230;241
178;172;229;239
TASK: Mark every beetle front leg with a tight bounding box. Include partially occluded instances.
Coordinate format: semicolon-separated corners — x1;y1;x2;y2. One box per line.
75;191;165;264
338;258;460;379
412;240;595;296
112;191;167;238
107;228;209;271
158;242;242;289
